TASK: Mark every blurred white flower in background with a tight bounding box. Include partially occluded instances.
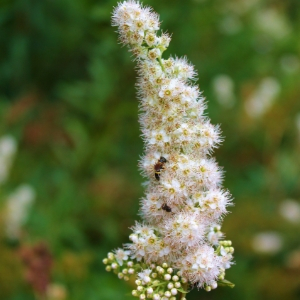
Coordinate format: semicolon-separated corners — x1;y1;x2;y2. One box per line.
219;16;242;35
222;0;259;15
254;9;291;40
5;184;35;239
252;232;283;254
212;74;235;108
46;283;68;300
279;199;300;224
280;54;300;74
245;77;280;118
0;135;17;184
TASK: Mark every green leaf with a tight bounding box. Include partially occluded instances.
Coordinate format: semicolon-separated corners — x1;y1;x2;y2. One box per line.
218;279;235;288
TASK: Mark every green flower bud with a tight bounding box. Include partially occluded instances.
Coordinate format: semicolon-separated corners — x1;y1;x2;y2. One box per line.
102;258;108;264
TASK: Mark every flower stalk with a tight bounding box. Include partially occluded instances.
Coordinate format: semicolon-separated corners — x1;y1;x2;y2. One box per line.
104;1;235;298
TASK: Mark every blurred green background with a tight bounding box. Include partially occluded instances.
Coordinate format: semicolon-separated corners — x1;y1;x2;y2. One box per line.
0;0;300;299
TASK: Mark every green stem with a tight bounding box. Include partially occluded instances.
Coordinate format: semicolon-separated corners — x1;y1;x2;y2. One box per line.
157;57;165;72
178;283;189;299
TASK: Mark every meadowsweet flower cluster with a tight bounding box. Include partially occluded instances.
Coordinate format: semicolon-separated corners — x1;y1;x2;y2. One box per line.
105;1;234;297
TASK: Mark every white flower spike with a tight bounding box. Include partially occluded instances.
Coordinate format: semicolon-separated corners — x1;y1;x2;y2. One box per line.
104;1;235;298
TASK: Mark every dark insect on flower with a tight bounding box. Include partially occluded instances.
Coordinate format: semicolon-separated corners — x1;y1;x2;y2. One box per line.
154;156;167;180
162;203;172;212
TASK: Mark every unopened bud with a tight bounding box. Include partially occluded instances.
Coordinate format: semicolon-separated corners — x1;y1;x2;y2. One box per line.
167;283;174;289
111;263;118;269
135;280;142;286
164;274;171;280
174;282;181;288
108;252;114;260
164;291;171;297
127;261;133;267
137;286;143;292
171;288;177;295
181;277;188;284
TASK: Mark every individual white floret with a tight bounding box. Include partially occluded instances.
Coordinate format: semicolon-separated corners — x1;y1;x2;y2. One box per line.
138;269;152;283
145;32;159;47
219;246;234;269
174;123;195;143
138;61;165;82
148;48;161;60
197;122;222;151
159;33;171;49
173;57;197;81
191;189;231;219
131;45;149;59
207;226;223;246
162;212;206;248
148;129;170;146
114;248;131;266
158;79;184;100
196;159;223;189
160;178;187;203
178;245;222;287
180;85;200;103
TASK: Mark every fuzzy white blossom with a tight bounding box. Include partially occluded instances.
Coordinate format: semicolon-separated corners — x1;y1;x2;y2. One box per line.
114;248;131;266
105;1;234;296
178;245;222;287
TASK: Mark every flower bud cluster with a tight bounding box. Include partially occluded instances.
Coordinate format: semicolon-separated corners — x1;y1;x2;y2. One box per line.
107;0;235;296
103;251;134;282
104;252;188;299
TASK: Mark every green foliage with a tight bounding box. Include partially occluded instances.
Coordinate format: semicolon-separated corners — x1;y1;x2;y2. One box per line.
0;0;300;299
